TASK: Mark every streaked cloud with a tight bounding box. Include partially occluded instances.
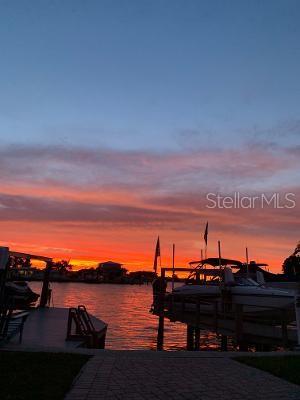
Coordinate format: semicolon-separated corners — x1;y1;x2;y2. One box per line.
0;143;298;270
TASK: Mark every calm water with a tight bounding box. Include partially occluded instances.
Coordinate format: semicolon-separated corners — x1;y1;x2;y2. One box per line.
29;282;221;350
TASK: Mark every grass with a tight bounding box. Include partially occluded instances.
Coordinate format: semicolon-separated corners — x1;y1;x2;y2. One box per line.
235;355;300;386
0;351;90;400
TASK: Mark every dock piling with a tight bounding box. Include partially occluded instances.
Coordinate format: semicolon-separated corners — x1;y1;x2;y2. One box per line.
157;315;164;351
221;335;228;351
281;309;288;348
186;325;194;350
295;292;300;349
235;304;244;344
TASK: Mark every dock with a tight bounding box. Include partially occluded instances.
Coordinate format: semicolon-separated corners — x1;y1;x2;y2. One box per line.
4;307;107;350
151;264;299;351
167;299;296;343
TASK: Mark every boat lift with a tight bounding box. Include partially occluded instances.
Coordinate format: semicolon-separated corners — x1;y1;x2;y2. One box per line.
153;260;300;351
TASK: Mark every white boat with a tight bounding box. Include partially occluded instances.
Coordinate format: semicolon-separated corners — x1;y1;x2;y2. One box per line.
173;258;295;320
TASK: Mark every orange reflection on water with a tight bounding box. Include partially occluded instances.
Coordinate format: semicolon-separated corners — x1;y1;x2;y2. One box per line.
29;282;225;350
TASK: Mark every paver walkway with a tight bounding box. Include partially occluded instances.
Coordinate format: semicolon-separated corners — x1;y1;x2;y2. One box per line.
65;352;300;400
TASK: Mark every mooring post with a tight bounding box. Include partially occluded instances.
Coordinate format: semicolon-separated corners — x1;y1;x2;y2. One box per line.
235;303;243;346
40;261;53;307
281;309;288;349
221;335;228;351
294;290;300;349
194;327;200;351
239;342;249;352
156;269;166;351
168;293;173;313
196;297;201;326
214;300;218;332
181;296;185;315
0;247;10;308
157;314;164;350
187;325;194;350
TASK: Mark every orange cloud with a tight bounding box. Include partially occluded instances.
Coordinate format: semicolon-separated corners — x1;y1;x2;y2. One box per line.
0;144;299;273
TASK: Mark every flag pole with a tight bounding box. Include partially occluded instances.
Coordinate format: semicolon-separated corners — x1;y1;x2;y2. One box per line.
204;222;208;259
172;243;175;291
246;247;249;278
218;240;222;268
153;236;160;275
201;249;203;261
159;237;161;274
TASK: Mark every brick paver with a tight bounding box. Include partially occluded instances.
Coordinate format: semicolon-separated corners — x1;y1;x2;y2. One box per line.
65;352;300;400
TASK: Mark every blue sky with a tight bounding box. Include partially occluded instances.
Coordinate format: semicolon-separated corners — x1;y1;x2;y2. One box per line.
1;0;300;150
0;1;299;268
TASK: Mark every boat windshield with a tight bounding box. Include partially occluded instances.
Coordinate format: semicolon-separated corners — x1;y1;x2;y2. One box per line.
234;276;259;286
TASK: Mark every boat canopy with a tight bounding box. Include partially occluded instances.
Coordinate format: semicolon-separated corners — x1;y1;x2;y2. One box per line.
9;251;52;262
189;257;243;268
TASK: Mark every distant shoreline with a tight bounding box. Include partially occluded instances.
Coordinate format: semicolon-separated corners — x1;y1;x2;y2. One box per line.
17;277;153;285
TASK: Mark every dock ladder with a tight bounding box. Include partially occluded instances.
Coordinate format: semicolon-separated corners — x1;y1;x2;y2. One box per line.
66;305;106;348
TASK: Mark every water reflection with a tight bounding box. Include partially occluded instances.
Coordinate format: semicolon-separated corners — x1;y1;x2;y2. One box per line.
29;282;221;350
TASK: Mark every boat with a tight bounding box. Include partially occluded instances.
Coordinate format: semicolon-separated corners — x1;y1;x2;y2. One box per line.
5;281;40;308
172;258;295;322
234;261;300;293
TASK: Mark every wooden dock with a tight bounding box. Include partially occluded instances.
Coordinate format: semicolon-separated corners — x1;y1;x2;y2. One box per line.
4;307;107;350
151;265;300;351
152;292;298;351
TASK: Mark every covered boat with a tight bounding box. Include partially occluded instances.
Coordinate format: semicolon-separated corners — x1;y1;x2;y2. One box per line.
5;281;40;308
173;258;295;322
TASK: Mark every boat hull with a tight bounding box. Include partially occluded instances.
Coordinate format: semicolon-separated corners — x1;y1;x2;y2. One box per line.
172;284;295;323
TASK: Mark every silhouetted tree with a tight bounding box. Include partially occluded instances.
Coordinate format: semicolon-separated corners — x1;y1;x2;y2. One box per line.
282;242;300;279
53;260;72;275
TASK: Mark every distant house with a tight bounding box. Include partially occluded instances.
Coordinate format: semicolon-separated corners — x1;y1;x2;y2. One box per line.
97;261;126;282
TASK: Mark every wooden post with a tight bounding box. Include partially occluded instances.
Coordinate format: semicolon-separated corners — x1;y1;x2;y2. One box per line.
281;309;288;349
40;261;53;307
235;303;243;345
294;283;300;349
98;329;106;349
157;268;165;351
171;244;175;291
196;297;201;327
239;342;249;352
0;248;10;308
168;293;174;313
157;315;164;351
181;296;185;315
214;300;218;332
187;325;194;351
221;335;228;351
66;308;73;339
194;327;200;351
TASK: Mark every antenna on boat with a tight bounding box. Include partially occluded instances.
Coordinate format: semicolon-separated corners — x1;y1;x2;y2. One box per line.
245;247;249;277
171;244;175;291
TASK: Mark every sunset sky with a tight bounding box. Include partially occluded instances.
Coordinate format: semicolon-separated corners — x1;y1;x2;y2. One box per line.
0;1;299;272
